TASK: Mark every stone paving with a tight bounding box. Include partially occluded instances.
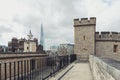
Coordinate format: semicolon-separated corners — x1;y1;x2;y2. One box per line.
61;62;93;80
49;61;93;80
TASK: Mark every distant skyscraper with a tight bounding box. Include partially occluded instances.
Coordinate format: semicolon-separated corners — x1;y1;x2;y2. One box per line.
40;24;45;49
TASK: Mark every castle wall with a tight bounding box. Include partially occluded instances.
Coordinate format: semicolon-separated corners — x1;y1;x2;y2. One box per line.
74;17;120;60
74;17;96;60
89;55;120;80
95;32;120;41
96;41;120;55
95;32;120;61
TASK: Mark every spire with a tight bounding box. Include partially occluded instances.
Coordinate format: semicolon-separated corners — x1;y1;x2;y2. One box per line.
27;29;33;40
40;24;45;49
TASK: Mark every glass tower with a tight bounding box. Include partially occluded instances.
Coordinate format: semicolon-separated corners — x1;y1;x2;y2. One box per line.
40;24;45;49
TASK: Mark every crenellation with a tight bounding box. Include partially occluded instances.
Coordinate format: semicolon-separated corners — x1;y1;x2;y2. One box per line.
118;33;120;39
111;32;118;40
90;17;96;24
74;17;120;61
111;32;118;34
74;17;96;59
95;32;100;40
95;31;120;41
74;18;80;26
74;17;96;27
81;18;88;23
101;32;110;40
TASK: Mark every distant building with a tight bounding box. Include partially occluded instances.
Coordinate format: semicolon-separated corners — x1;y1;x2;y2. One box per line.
47;45;59;56
45;50;52;55
58;44;74;56
24;40;37;52
50;45;59;53
48;44;74;56
0;45;8;52
8;38;38;52
8;37;20;52
8;30;43;53
40;24;45;49
36;45;43;52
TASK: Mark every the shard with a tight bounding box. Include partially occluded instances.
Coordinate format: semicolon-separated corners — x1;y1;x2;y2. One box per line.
40;24;45;49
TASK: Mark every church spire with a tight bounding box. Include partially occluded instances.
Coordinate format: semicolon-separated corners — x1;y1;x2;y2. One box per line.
27;29;33;40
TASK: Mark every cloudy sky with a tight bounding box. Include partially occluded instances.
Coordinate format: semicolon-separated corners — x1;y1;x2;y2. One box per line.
0;0;120;49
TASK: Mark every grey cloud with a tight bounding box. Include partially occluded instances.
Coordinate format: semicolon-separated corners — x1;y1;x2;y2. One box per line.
9;0;87;49
0;25;13;33
2;0;120;49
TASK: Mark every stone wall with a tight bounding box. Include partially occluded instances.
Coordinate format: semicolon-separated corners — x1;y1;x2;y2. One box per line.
89;55;120;80
96;41;120;55
95;32;120;41
74;17;96;60
95;31;120;60
0;53;48;80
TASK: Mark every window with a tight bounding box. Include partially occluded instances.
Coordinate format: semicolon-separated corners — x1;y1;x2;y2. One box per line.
110;35;112;37
99;35;101;38
27;47;29;50
30;59;35;70
83;36;85;40
113;45;118;53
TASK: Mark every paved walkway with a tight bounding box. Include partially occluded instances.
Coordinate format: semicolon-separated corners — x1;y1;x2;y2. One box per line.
61;62;93;80
49;61;93;80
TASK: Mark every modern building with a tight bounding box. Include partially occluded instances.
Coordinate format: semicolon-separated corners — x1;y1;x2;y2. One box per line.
50;45;59;52
40;24;45;49
74;17;120;60
0;45;8;52
58;44;74;56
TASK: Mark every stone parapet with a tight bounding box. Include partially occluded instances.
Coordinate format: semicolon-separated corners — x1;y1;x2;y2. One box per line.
74;17;96;27
0;52;47;60
89;55;120;80
95;32;120;41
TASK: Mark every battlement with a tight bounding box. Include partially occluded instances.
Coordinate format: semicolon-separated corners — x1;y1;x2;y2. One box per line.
74;17;96;27
95;31;120;41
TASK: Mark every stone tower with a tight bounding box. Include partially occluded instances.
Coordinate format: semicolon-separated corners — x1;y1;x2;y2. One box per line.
74;17;96;60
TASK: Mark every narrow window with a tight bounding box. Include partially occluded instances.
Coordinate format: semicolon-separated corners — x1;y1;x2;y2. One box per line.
31;59;35;70
27;47;29;50
83;36;85;40
113;45;118;53
99;35;101;38
110;35;112;37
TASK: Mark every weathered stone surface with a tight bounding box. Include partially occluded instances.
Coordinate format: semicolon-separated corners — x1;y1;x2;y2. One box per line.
89;55;120;80
61;62;93;80
74;17;120;61
74;17;96;60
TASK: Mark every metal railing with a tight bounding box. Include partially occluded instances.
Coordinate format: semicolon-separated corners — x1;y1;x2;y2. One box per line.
0;54;76;80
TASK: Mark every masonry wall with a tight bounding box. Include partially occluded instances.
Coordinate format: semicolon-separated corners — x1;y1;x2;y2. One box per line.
74;17;96;60
89;55;120;80
95;31;120;61
0;53;48;80
96;41;120;55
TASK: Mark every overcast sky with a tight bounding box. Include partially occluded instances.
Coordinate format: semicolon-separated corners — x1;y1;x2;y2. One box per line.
0;0;120;49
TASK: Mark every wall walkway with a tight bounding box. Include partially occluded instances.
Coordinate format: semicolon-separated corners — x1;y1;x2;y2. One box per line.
50;61;93;80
